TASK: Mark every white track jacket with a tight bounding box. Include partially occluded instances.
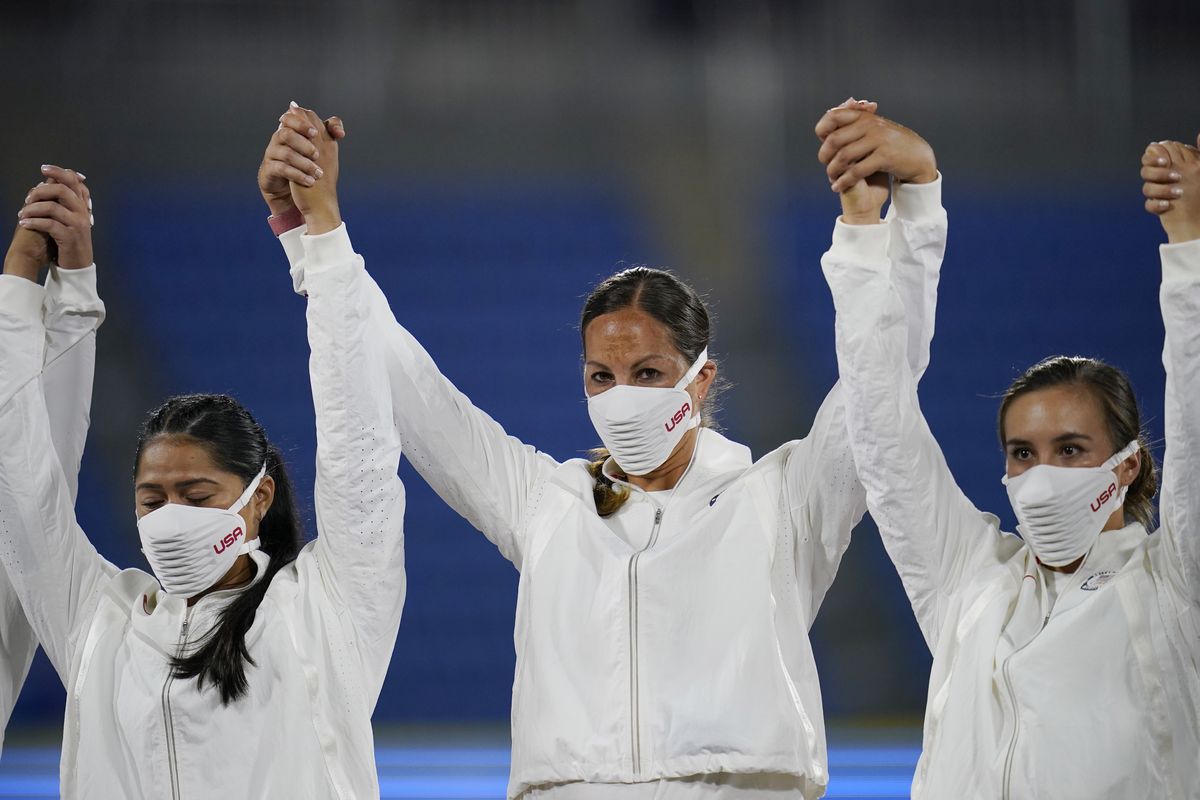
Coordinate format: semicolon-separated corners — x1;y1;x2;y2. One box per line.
0;265;103;753
0;229;406;799
280;178;947;798
823;223;1200;798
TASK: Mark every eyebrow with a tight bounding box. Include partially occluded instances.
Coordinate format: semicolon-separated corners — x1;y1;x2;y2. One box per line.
135;477;221;491
584;354;675;371
1005;432;1095;447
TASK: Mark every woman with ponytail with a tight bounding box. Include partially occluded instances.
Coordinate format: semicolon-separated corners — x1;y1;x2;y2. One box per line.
266;100;944;799
821;117;1200;798
0;111;405;798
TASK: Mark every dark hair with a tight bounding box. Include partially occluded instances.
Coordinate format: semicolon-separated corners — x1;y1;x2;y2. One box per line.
580;266;724;515
998;356;1158;530
134;394;304;704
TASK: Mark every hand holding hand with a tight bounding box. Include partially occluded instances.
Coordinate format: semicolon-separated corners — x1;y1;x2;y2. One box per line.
1143;137;1200;244
815;99;888;224
5;166;93;280
258;103;347;219
815;101;937;192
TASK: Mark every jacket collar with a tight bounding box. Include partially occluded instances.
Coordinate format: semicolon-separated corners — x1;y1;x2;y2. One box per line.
600;427;752;490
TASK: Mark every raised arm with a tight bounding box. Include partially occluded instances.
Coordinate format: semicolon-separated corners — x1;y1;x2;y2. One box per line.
791;106;950;622
0;175;116;682
279;107;407;701
261;108;558;568
0;168;105;739
820;163;1012;648
1144;137;1200;604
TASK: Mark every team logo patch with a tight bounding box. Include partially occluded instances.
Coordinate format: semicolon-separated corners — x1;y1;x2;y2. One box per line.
1080;570;1117;591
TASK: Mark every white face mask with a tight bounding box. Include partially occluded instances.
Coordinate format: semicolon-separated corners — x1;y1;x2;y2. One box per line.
587;348;708;477
1001;440;1139;567
136;465;267;597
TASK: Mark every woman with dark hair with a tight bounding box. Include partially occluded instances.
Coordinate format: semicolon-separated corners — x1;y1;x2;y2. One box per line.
0;116;405;798
821;118;1200;798
0;166;103;753
266;101;942;798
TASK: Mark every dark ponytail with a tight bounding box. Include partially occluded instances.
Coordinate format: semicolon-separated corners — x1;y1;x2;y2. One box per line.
580;266;725;516
998;356;1159;530
134;394;304;704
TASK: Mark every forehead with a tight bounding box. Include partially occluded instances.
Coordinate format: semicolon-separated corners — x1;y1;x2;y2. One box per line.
1004;385;1108;439
136;437;222;480
583;307;680;363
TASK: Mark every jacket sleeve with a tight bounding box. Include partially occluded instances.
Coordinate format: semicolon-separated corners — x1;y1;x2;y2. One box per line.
0;275;117;683
300;225;408;703
42;265;105;502
280;228;559;569
1157;238;1200;605
821;220;1010;649
0;264;105;741
785;181;949;625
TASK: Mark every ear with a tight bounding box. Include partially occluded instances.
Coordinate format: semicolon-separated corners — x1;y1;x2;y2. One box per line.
249;475;276;525
694;360;718;405
1116;449;1141;488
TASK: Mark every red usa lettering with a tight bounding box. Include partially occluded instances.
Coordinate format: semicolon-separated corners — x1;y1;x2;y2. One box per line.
213;526;244;555
664;402;691;433
1090;483;1118;513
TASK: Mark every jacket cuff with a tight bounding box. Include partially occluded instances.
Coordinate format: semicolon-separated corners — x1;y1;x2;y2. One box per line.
45;265;106;320
830;218;892;263
0;274;47;321
890;172;944;223
280;226;308;296
1161;238;1200;285
300;223;358;277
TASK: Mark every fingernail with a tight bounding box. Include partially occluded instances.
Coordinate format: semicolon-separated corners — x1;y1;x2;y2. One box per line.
308;128;317;138
77;172;87;180
1161;200;1171;209
89;214;95;226
40;164;51;172
24;195;30;204
315;167;324;178
304;176;315;186
17;219;30;227
290;100;299;109
1171;187;1183;197
1157;158;1167;165
1170;171;1181;180
87;197;93;210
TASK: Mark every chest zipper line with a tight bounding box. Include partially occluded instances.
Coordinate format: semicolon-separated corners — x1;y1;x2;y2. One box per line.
1000;611;1050;800
162;607;192;800
628;506;664;777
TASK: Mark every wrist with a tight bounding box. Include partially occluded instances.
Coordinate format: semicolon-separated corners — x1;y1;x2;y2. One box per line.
1165;222;1200;245
302;203;342;236
840;212;884;226
56;245;94;270
899;167;938;185
2;252;41;282
264;194;296;218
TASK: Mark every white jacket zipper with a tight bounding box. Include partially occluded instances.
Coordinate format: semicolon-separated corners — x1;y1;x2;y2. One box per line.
1000;611;1050;800
627;506;664;777
162;607;192;800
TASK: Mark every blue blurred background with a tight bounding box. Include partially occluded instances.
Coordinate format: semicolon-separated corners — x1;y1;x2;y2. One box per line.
1;0;1198;770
